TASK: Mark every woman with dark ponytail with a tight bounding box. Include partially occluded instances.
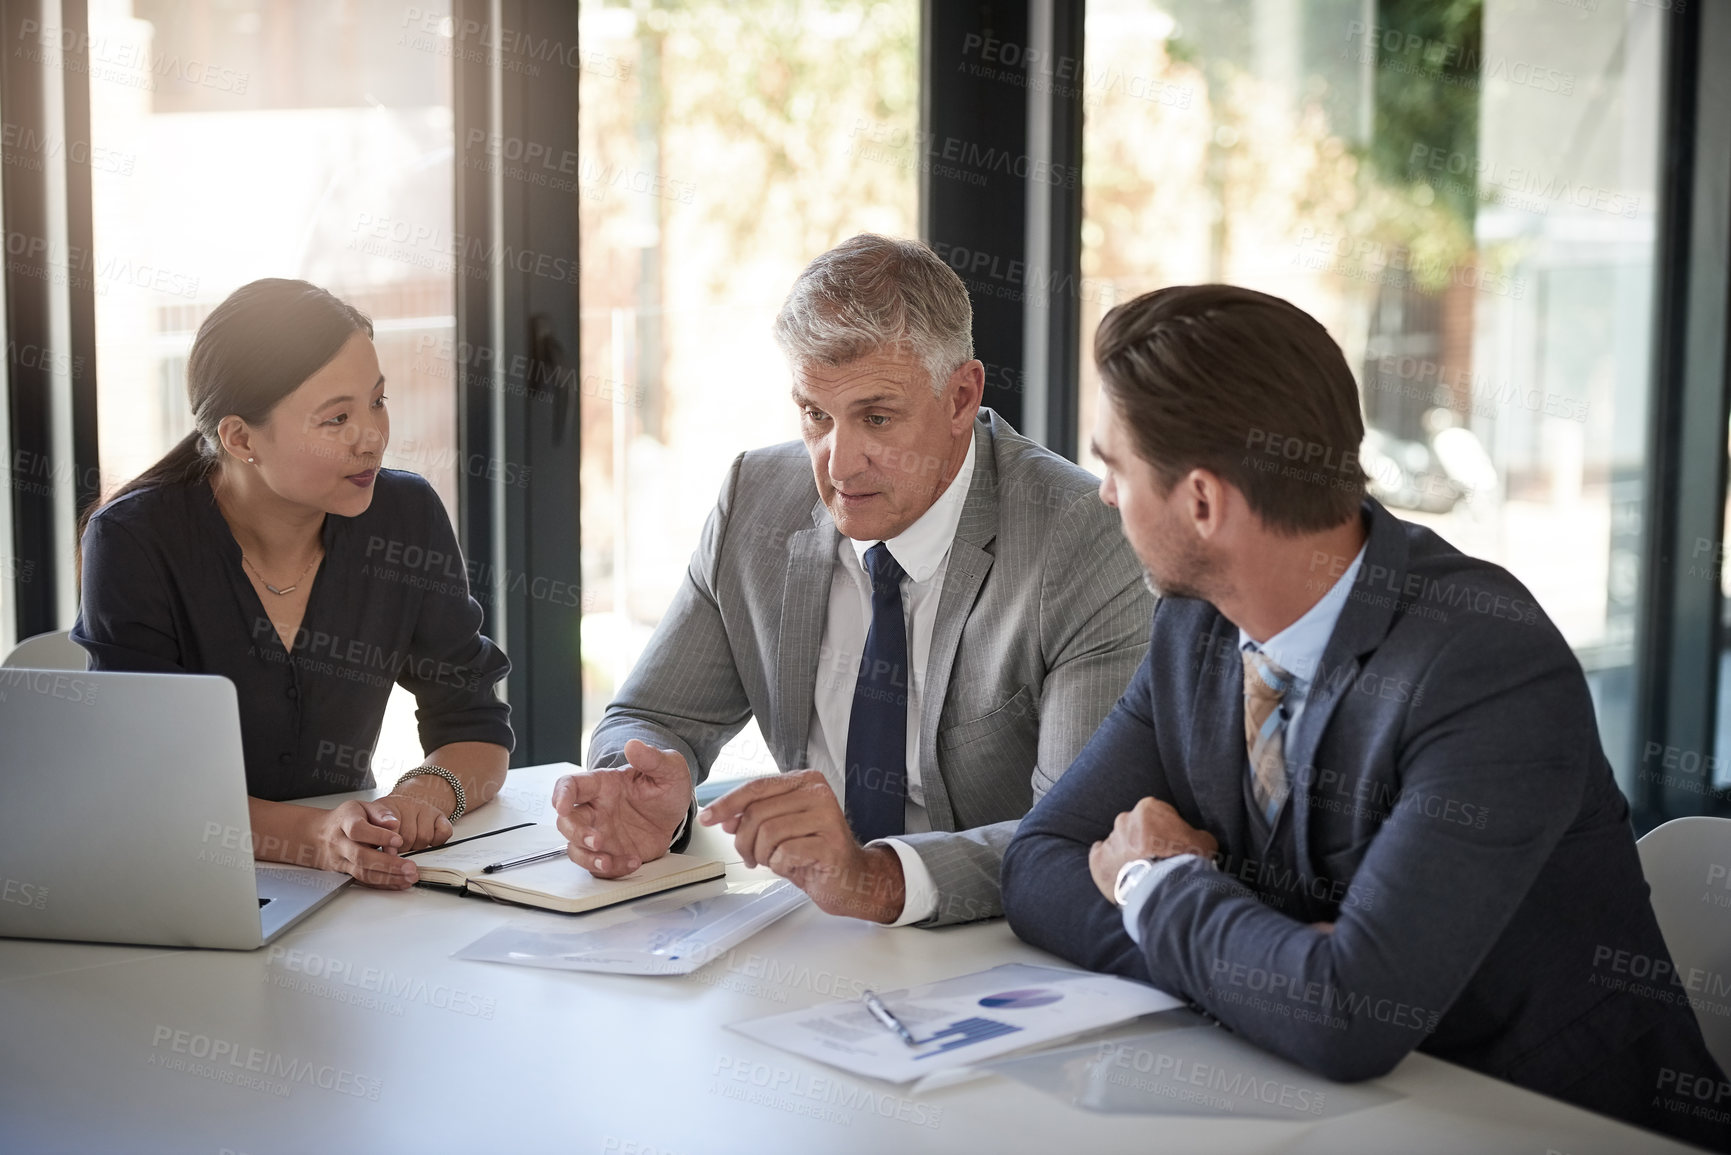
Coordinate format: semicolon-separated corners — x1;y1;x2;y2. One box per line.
73;279;513;889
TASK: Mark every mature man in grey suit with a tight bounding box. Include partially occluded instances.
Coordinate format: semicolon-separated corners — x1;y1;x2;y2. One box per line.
554;234;1151;926
1001;284;1729;1151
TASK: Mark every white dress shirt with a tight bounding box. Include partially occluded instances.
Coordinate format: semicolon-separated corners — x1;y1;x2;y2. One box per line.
1120;542;1368;943
804;436;977;927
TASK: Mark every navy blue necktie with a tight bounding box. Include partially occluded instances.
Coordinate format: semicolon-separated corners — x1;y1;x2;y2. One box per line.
844;542;909;843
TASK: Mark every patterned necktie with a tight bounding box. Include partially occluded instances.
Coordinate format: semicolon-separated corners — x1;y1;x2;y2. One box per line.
1242;646;1295;824
843;542;909;842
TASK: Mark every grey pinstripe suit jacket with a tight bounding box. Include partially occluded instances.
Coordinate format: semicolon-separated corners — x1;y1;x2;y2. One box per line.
587;409;1153;925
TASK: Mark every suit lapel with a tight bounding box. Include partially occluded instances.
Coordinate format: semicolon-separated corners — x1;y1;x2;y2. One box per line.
1189;614;1254;857
918;419;997;831
774;502;838;769
1284;652;1356;872
1284;499;1407;871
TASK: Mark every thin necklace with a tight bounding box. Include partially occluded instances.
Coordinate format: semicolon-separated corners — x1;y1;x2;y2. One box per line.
242;551;319;597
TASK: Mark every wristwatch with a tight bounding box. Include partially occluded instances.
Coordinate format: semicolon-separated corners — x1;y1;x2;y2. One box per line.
1113;858;1158;907
394;764;466;822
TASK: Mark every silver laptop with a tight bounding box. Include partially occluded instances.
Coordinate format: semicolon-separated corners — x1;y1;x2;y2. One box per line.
0;669;350;949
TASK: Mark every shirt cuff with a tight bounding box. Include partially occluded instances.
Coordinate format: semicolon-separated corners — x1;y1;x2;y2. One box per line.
871;838;940;927
667;804;691;852
1120;854;1204;945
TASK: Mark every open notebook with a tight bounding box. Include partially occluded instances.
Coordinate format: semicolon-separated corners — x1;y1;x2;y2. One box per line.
408;823;725;914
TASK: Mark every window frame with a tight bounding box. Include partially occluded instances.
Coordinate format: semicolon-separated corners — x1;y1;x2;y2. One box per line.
1632;0;1731;826
453;0;583;765
2;0;1725;823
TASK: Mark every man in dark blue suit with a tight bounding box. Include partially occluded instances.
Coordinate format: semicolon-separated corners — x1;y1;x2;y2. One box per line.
1001;284;1730;1151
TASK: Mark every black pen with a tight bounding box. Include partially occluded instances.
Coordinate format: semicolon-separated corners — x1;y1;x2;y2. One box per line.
483;847;568;874
862;989;919;1047
400;821;536;857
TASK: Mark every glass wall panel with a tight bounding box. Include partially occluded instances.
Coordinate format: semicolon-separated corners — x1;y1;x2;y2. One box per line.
576;0;918;783
85;0;457;771
1079;0;1662;792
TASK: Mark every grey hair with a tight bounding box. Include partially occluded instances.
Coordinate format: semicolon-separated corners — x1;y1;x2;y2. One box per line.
773;234;975;395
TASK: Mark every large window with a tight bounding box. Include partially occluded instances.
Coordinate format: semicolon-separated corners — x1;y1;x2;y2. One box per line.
85;0;458;771
576;0;919;781
1078;0;1663;791
88;0;458;511
5;0;1725;810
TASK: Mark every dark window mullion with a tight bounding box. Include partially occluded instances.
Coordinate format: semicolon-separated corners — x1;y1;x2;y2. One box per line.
1633;2;1731;826
61;0;99;544
452;0;582;764
2;0;63;639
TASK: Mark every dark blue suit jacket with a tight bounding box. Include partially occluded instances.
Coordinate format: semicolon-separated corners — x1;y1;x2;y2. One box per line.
1002;500;1729;1151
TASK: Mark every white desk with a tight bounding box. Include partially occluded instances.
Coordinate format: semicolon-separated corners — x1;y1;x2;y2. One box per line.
0;764;1702;1154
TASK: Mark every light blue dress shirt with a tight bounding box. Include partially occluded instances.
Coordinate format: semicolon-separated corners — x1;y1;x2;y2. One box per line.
1120;543;1368;944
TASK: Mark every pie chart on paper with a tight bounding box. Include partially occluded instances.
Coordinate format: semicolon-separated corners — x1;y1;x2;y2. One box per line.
978;988;1064;1010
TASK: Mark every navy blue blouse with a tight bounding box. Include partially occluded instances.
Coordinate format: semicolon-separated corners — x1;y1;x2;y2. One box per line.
72;469;513;801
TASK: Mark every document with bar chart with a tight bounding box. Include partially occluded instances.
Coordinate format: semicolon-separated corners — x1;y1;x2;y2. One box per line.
728;963;1182;1084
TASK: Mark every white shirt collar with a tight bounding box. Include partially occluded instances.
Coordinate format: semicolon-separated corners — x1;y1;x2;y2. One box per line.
845;434;977;583
1238;542;1368;696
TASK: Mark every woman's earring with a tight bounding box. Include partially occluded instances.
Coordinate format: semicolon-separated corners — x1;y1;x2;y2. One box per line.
247;457;257;464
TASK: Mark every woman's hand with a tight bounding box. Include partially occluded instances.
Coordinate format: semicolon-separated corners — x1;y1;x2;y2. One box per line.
304;799;419;889
380;778;458;851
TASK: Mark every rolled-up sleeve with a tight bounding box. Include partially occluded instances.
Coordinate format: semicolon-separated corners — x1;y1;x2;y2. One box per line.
398;483;514;755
